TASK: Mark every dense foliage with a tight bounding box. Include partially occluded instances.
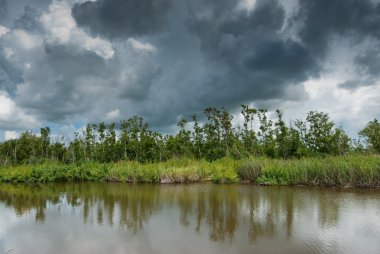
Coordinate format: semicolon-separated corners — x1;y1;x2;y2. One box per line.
0;156;379;187
0;105;378;165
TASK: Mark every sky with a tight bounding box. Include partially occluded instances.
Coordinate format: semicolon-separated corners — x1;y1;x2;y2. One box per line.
1;0;380;140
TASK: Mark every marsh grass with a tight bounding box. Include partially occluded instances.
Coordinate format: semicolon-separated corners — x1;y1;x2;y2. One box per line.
0;154;379;187
237;159;262;183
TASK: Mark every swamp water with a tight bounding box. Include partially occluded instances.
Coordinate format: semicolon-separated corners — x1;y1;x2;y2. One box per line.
0;183;379;254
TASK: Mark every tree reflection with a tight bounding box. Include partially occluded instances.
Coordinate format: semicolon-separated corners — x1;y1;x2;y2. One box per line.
0;183;347;241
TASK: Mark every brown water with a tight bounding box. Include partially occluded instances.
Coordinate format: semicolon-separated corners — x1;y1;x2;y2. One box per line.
0;183;379;254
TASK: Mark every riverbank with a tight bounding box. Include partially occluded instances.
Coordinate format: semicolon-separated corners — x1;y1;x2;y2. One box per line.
0;154;379;187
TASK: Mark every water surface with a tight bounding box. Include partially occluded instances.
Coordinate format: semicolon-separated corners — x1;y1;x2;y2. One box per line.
0;183;379;254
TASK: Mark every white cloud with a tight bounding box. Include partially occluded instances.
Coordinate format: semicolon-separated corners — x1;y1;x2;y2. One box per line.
0;91;40;130
278;76;380;137
40;0;76;44
268;37;380;137
4;130;19;140
0;25;10;37
12;29;42;49
106;109;120;120
0;0;379;138
40;0;114;59
128;38;157;53
3;47;14;58
237;0;256;12
0;0;158;128
80;35;115;59
55;124;86;143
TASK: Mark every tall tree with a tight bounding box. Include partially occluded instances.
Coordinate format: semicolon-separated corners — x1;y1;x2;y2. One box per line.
359;119;380;153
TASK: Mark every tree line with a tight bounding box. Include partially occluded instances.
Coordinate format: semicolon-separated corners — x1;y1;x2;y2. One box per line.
0;105;379;165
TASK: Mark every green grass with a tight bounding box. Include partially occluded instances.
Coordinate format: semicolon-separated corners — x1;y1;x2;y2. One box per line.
0;154;379;187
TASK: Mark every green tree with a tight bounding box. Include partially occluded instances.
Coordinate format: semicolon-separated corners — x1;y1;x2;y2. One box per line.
191;114;204;159
359;119;380;153
240;105;258;155
257;109;275;157
305;111;351;155
305;111;335;154
84;124;95;161
203;107;225;160
220;107;235;154
40;127;51;159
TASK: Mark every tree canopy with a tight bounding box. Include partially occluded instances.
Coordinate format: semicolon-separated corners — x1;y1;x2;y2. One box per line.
0;105;376;166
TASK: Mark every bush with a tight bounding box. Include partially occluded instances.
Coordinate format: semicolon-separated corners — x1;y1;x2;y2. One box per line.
0;155;379;187
237;159;262;182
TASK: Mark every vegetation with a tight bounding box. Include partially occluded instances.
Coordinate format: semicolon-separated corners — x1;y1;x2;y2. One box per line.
0;105;379;187
359;119;380;153
0;155;378;187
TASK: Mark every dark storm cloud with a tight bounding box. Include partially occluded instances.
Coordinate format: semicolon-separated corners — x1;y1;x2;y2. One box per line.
44;44;108;77
72;0;172;39
117;64;161;100
0;0;162;125
167;0;318;115
338;80;362;90
243;40;316;82
16;44;108;121
0;0;51;27
296;0;380;52
70;0;380;127
295;0;380;89
178;0;380;114
14;41;160;122
187;0;286;61
338;48;380;90
1;0;380;132
137;0;380;127
355;49;380;77
0;5;42;95
0;0;7;20
14;6;43;32
126;0;304;127
0;52;23;94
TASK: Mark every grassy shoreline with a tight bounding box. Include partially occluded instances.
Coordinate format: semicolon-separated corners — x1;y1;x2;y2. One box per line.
0;154;379;188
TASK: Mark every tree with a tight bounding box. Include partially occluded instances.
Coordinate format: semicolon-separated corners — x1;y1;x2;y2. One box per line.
0;105;361;165
50;138;66;162
40;127;51;159
304;111;350;155
191;114;204;159
203;107;225;160
333;127;351;155
257;109;275;157
359;119;380;153
240;105;258;155
84;124;95;161
305;111;335;154
219;107;235;153
166;118;193;159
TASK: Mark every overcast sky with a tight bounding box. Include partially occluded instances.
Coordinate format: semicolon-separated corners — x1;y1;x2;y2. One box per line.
1;0;380;140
